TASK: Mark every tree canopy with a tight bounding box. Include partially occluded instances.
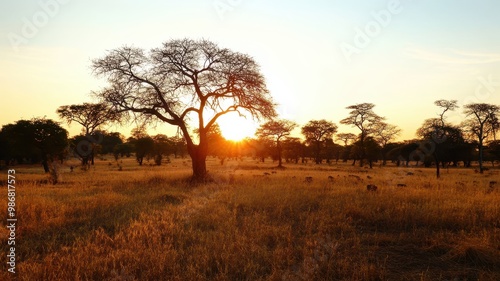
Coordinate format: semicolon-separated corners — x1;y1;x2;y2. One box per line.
0;118;68;172
301;119;337;164
256;119;297;167
92;38;276;179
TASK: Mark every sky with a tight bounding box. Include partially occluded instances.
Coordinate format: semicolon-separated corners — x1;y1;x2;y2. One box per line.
1;0;500;141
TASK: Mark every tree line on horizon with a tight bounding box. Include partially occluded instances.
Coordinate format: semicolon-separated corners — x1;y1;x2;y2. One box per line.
0;38;499;180
1;99;499;179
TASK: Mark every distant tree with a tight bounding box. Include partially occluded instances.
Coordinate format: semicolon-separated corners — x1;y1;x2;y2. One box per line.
340;103;383;167
301;119;338;164
134;136;155;165
341;145;353;163
130;126;149;140
462;103;500;173
57;103;121;135
336;133;357;146
98;131;123;155
418;120;464;177
256;119;297;167
434;99;459;126
416;100;460;178
282;137;304;164
247;137;274;162
57;102;121;165
92;38;276;180
0;130;8;168
169;136;188;158
152;134;173;165
373;121;401;165
361;136;381;168
322;138;342;164
113;143;133;160
0;118;68;172
487;140;500;163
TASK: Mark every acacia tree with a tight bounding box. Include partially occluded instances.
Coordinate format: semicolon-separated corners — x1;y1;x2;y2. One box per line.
301;119;337;164
92;39;276;180
373;121;401;165
336;133;357;146
462;103;500;173
417;100;459;178
256;119;297;168
57;102;121;165
340;103;383;167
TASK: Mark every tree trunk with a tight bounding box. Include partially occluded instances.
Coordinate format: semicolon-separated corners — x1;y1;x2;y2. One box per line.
434;153;440;179
315;141;321;164
277;140;283;167
191;147;207;180
42;158;49;173
478;138;484;174
359;136;365;167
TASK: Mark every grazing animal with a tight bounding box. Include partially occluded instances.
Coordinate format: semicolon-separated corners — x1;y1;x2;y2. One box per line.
397;183;406;187
406;172;414;176
367;184;378;191
489;181;497;187
305;176;313;183
264;172;271;176
367;176;372;179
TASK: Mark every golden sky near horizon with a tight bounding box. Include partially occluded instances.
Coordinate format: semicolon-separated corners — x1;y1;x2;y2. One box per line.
1;0;500;141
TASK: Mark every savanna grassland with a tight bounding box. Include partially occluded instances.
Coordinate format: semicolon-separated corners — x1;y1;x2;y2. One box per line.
1;157;500;281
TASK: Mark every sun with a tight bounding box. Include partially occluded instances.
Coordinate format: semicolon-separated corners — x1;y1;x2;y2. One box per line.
217;113;258;141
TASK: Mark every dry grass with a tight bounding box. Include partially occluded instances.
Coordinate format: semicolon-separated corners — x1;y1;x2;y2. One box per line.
1;157;499;280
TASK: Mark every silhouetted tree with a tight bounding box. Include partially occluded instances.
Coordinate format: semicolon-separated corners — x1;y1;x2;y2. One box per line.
134;136;155;165
282;137;304;164
98;131;124;155
301;119;337;164
151;134;174;165
57;102;121;165
416;100;459;178
373;121;401;165
113;143;133;160
340;103;383;167
487;140;500;163
0;119;68;172
336;133;357;146
92;39;276;180
169;136;187;158
256;119;297;168
462;103;500;173
363;136;381;168
247;137;274;162
322;138;342;164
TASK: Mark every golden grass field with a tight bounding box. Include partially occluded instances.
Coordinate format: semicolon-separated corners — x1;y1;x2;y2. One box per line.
1;157;499;280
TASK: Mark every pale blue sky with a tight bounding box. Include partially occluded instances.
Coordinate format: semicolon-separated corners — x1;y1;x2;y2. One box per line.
1;0;500;140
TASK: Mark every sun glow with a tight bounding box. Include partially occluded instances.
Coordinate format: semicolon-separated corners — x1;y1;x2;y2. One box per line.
217;113;258;141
